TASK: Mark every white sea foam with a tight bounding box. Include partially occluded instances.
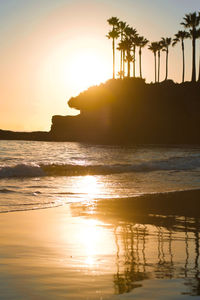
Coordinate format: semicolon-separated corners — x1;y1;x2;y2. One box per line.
0;155;199;178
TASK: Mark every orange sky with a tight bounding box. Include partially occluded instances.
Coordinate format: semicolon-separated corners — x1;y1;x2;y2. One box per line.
0;0;200;131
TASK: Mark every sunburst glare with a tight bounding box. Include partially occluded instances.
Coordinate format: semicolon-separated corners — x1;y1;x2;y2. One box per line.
68;50;110;93
79;175;100;200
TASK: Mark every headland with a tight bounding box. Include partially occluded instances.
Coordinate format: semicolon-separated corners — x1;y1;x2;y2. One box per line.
1;79;200;145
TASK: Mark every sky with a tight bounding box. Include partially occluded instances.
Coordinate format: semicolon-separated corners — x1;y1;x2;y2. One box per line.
0;0;200;131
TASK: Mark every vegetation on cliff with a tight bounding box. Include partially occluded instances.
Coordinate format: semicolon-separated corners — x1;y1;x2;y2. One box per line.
107;12;200;82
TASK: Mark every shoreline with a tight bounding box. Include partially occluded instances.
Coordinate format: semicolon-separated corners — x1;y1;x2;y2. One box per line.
1;188;200;215
70;188;200;223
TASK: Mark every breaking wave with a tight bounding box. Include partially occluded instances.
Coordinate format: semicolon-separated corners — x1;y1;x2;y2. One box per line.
0;155;199;178
0;164;45;178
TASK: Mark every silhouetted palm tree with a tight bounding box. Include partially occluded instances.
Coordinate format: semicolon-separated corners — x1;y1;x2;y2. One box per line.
197;20;200;82
107;17;119;79
148;42;159;83
125;27;138;77
118;21;127;78
124;38;133;77
126;52;134;77
181;12;200;82
138;36;149;78
197;29;200;82
157;41;163;83
117;39;127;78
161;37;172;80
123;26;137;77
133;35;143;77
172;31;190;82
131;36;139;77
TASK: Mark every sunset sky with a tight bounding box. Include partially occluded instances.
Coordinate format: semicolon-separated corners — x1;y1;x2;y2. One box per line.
0;0;200;131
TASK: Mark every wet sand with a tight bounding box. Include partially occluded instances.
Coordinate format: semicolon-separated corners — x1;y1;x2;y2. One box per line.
1;190;200;299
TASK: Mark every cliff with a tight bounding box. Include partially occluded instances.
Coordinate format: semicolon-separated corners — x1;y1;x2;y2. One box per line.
50;78;200;144
1;78;199;144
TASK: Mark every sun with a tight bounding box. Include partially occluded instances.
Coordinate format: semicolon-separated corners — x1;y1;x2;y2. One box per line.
68;50;110;93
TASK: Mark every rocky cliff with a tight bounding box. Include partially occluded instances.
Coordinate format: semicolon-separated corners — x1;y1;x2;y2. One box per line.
50;78;200;144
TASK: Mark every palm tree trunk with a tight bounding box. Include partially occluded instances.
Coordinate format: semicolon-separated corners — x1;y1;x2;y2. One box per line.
198;41;200;82
158;51;160;83
192;32;196;82
139;47;142;78
120;34;123;79
133;45;136;77
154;52;157;83
182;40;185;83
112;38;115;79
127;50;130;78
120;50;123;79
123;50;125;77
198;55;200;82
165;49;168;80
128;62;130;77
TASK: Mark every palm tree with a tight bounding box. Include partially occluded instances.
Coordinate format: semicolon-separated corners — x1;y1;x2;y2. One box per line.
125;52;134;77
131;36;139;77
181;12;200;82
138;36;149;78
172;31;190;83
107;16;119;31
148;42;159;83
117;39;127;78
118;21;126;78
123;38;133;77
133;35;142;77
157;41;163;83
197;27;200;82
124;26;137;77
107;17;119;79
161;37;172;80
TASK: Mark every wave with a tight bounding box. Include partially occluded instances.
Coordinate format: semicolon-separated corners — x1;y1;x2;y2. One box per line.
41;156;200;175
0;164;45;178
0;156;199;178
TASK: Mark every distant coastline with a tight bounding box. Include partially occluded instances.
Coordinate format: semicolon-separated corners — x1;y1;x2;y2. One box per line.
1;79;200;145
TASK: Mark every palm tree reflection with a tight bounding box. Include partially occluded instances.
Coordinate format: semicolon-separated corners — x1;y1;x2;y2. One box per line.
112;218;200;296
113;224;148;294
70;200;200;296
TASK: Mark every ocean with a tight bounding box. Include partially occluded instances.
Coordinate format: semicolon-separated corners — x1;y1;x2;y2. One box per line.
0;140;199;213
1;140;200;299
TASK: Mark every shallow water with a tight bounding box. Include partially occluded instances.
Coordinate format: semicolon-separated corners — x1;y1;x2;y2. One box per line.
0;140;199;212
1;204;200;299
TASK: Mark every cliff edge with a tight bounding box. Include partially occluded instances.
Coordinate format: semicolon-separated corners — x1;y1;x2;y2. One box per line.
50;78;200;144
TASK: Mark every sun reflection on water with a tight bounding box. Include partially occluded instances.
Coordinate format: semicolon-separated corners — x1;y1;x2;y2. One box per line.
79;175;100;199
78;219;104;267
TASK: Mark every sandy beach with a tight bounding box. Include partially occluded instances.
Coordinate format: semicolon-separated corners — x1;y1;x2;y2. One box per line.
1;190;200;299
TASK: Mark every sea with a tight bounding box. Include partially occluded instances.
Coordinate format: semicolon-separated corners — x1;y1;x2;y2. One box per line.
1;140;200;299
0;140;199;213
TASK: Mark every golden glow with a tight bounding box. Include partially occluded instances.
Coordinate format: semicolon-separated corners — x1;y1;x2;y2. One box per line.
79;219;103;266
0;0;193;131
67;50;110;93
79;175;100;200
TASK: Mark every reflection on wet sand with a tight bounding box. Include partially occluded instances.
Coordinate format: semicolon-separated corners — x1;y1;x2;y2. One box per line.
70;190;200;297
